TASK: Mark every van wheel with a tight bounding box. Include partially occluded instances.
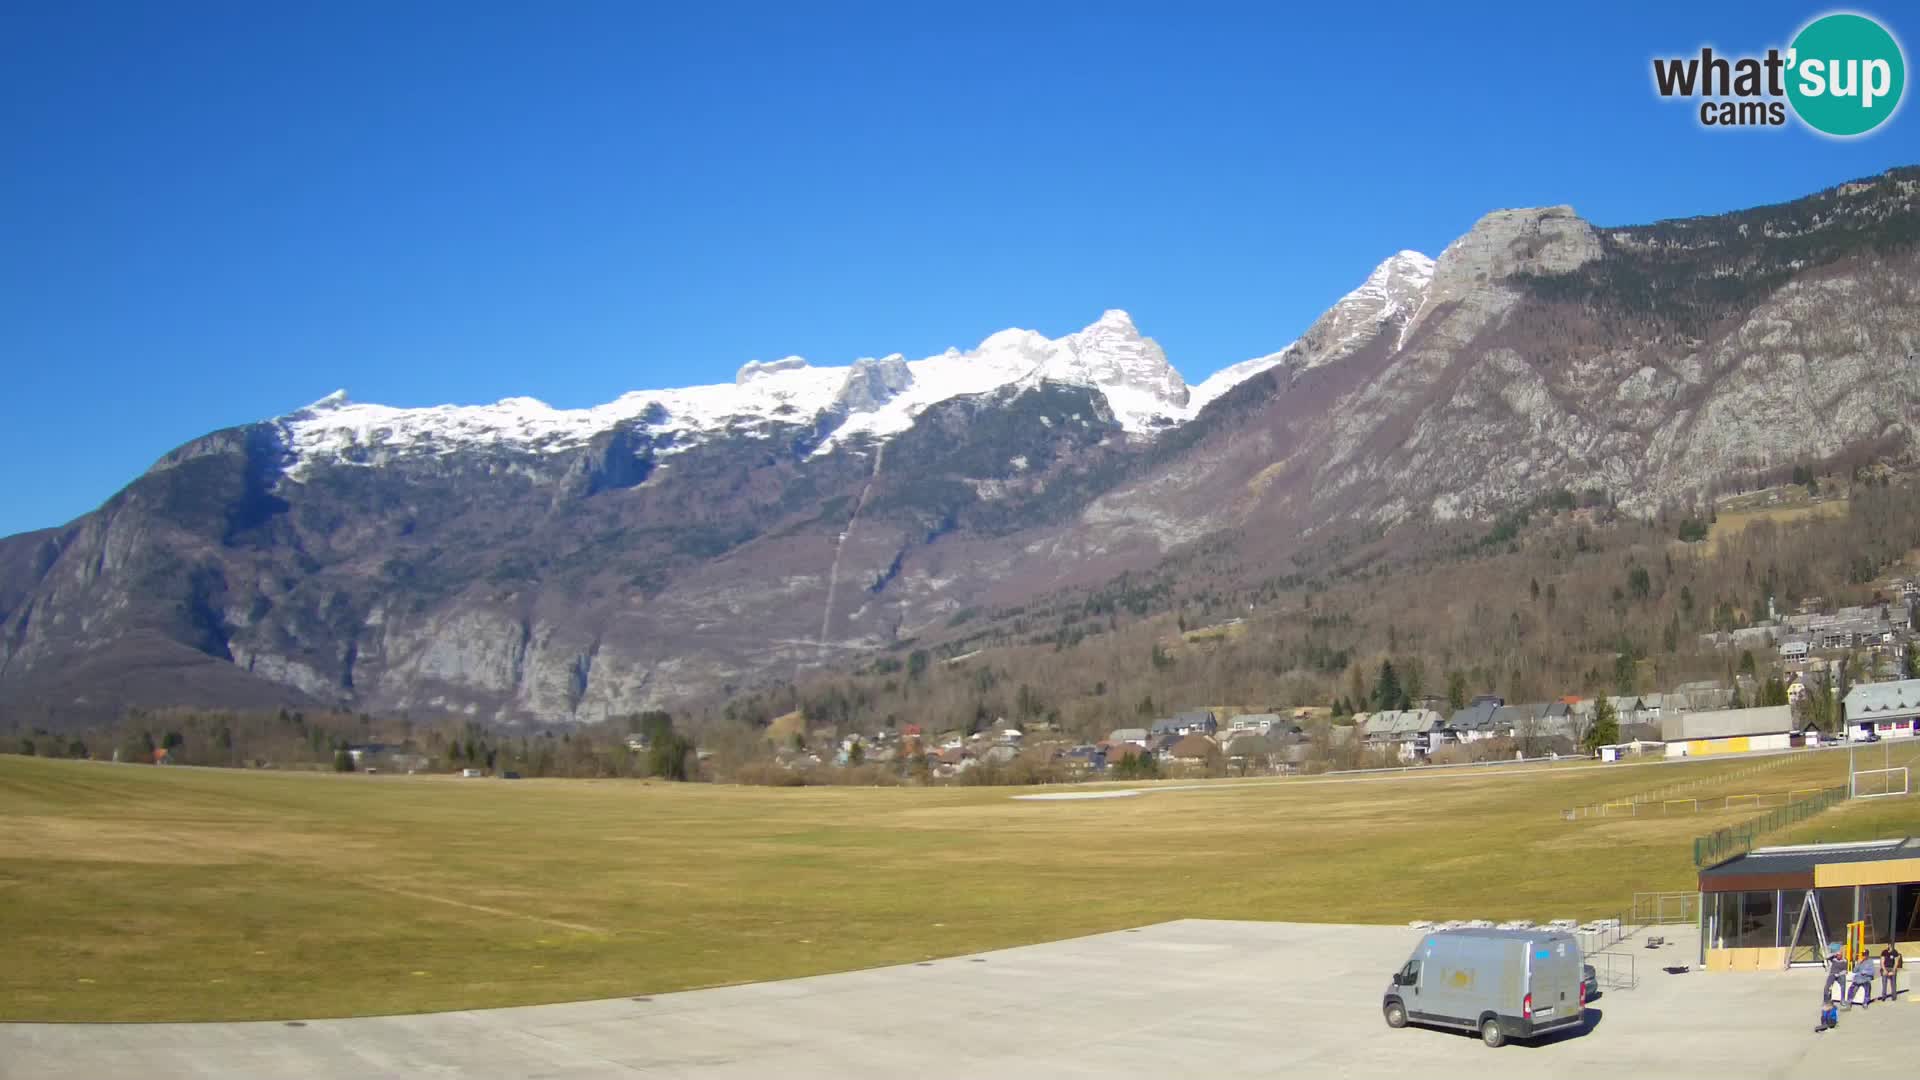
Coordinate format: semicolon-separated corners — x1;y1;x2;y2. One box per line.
1384;1001;1408;1028
1480;1018;1506;1047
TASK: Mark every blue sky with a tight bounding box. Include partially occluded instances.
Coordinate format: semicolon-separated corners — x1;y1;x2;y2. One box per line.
2;1;1915;537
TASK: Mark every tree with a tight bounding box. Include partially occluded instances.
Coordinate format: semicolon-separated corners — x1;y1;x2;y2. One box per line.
1446;670;1469;712
1794;679;1837;733
1627;566;1652;602
847;740;866;766
1371;661;1402;713
649;732;695;781
1401;657;1426;704
333;749;355;772
1584;695;1619;755
117;731;154;764
1613;653;1637;695
637;710;676;746
1760;677;1790;707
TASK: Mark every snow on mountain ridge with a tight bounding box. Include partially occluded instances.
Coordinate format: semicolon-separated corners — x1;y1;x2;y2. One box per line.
1186;251;1435;410
275;254;1432;477
277;310;1191;475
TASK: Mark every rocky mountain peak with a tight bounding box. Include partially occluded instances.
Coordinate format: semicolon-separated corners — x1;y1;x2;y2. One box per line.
1425;205;1601;307
832;355;915;414
1048;309;1190;412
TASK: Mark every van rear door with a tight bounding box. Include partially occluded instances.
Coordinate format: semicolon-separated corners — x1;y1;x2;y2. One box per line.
1525;936;1583;1026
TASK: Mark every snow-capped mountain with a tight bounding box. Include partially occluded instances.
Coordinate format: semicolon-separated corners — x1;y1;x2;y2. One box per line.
274;252;1441;478
1186;250;1436;411
278;308;1219;475
14;166;1915;729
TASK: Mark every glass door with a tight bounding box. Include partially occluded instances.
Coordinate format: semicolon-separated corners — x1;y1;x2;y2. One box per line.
1783;889;1829;967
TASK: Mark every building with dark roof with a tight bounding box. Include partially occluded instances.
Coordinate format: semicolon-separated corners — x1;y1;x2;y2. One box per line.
1698;838;1920;970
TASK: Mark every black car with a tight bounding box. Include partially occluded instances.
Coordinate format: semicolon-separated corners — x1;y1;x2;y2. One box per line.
1582;963;1600;1001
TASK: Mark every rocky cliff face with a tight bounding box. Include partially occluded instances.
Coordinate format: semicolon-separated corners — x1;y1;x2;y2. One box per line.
4;167;1918;725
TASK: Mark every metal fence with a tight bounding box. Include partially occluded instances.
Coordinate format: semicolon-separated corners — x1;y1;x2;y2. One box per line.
1690;784;1849;867
1564;787;1833;819
1631;891;1700;926
1562;751;1814;820
1587;949;1639;991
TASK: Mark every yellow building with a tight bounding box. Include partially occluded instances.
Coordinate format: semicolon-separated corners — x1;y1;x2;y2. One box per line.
1699;838;1920;970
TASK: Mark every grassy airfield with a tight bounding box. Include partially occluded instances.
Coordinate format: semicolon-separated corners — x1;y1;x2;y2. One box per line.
2;747;1915;1021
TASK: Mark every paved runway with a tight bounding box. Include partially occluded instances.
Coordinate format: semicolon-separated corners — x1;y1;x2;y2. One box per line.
2;920;1912;1078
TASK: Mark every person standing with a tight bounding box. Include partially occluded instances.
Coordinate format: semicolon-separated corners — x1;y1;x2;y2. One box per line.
1825;947;1849;1006
1881;943;1903;1002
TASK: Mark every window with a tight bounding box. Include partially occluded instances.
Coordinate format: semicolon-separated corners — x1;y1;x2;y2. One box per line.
1733;890;1776;949
1862;886;1896;946
1896;885;1920;944
1817;887;1856;944
1707;892;1740;948
1780;889;1821;956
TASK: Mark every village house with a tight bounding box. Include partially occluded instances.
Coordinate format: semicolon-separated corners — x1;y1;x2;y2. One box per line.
1607;695;1647;729
1164;733;1219;768
1448;700;1504;743
1669;680;1733;714
1362;708;1447;762
1151;710;1219;737
1842;678;1920;742
1223;731;1284;773
1058;745;1107;774
1228;713;1280;735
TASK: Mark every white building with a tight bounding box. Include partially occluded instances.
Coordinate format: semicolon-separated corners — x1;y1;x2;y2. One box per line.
1660;705;1795;758
1841;679;1920;742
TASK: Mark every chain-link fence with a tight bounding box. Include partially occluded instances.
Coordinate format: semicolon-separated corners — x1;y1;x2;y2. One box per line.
1690;783;1849;866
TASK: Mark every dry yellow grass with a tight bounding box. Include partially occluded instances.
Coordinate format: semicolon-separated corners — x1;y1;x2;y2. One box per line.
1708;498;1849;553
1;749;1914;1023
